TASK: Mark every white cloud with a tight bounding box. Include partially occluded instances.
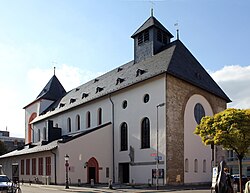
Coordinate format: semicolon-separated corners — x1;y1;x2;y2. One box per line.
27;64;103;94
210;65;250;109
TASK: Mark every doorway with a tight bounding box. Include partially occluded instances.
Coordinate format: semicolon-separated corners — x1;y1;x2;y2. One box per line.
12;163;19;183
119;163;129;183
87;157;99;183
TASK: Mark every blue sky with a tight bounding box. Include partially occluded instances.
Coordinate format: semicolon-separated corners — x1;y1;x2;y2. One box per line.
1;0;250;137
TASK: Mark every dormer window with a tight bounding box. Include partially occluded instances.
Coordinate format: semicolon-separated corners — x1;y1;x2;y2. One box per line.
82;93;89;99
116;78;125;85
96;87;104;93
59;103;65;108
117;67;123;72
94;78;99;83
70;98;76;104
138;30;149;46
136;69;146;77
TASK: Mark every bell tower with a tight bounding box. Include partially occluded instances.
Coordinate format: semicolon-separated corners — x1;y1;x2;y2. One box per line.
131;14;174;63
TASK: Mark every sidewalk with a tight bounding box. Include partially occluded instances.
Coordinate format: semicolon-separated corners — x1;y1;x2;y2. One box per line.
20;182;211;192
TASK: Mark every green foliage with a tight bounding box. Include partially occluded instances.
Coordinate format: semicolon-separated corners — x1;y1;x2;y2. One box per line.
194;108;250;158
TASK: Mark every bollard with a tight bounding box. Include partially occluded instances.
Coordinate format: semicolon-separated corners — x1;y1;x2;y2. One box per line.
233;182;238;193
90;179;94;188
108;179;113;189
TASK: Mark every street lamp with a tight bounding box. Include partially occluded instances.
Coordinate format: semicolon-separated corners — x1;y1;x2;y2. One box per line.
64;154;69;189
156;103;165;190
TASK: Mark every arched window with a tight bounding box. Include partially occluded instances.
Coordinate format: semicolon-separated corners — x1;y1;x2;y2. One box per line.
98;108;102;125
67;117;71;132
203;159;206;173
86;111;91;128
120;122;128;151
185;158;189;172
141;117;150;149
76;115;80;130
194;159;198;173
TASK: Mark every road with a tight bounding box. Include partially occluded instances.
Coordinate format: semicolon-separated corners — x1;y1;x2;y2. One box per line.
19;184;212;193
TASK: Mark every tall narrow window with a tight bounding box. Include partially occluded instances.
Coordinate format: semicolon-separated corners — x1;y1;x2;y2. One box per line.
67;117;71;132
37;129;41;142
203;159;206;173
26;159;30;175
141;117;150;148
86;111;91;128
185;158;189;172
21;160;24;175
43;127;47;141
38;157;43;176
98;108;102;125
46;157;51;176
32;158;36;175
76;115;80;130
194;159;198;173
120;122;128;151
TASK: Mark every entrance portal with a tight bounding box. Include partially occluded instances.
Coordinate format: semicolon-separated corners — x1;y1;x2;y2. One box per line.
87;157;99;183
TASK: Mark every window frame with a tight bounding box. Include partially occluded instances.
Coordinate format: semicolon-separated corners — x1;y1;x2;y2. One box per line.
120;122;128;151
141;117;150;149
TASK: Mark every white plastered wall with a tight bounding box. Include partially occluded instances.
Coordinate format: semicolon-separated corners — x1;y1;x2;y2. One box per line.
184;94;213;184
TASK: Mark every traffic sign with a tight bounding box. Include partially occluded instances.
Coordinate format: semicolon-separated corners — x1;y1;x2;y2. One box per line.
154;156;162;161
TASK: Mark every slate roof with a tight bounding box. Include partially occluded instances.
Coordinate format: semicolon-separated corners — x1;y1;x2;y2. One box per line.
0;140;58;159
31;39;230;124
36;75;66;101
131;16;173;38
0;123;111;159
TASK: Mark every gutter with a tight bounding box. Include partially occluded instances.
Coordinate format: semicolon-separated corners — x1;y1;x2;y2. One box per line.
109;94;115;183
51;150;57;185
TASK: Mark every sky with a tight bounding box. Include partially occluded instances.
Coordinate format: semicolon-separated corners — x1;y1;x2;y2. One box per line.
0;0;250;138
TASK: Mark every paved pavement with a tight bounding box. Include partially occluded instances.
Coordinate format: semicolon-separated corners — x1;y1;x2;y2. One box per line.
20;183;212;193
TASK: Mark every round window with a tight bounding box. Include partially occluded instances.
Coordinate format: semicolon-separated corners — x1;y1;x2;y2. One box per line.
143;94;150;103
122;100;127;109
194;103;205;124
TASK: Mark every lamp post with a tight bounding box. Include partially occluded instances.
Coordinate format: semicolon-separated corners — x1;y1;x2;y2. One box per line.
64;154;69;189
156;103;165;190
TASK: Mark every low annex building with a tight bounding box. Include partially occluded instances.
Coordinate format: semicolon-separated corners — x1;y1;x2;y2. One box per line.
0;14;230;185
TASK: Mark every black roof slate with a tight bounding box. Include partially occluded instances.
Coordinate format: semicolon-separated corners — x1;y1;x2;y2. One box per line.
131;16;174;38
31;39;230;124
36;75;66;101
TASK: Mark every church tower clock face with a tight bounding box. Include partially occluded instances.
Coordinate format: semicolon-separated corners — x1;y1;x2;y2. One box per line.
194;103;205;124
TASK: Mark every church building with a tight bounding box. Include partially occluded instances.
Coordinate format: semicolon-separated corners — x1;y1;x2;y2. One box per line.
0;14;230;186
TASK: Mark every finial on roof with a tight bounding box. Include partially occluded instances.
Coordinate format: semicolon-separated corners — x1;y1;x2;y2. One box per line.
150;1;155;17
54;66;56;76
174;22;180;40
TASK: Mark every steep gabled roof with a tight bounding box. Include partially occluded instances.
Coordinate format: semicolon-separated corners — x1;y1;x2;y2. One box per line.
36;75;66;101
131;16;173;38
31;39;230;124
167;40;231;102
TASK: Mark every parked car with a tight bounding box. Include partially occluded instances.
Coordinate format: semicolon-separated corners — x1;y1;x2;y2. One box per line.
231;174;248;192
0;175;13;193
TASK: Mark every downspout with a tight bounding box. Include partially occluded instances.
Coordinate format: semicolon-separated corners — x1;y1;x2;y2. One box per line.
109;94;115;183
51;150;57;185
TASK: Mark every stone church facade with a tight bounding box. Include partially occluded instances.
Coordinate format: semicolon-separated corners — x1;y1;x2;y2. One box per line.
0;14;230;186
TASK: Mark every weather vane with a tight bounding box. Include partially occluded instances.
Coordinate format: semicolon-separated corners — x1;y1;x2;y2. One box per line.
174;22;180;40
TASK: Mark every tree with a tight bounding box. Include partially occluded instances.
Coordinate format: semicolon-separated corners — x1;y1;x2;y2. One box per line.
194;108;250;193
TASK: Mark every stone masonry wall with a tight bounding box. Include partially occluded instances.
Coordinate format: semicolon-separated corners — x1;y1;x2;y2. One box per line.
165;74;227;184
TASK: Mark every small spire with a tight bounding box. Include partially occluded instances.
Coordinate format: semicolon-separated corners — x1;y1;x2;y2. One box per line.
174;22;180;40
150;0;155;17
54;67;56;76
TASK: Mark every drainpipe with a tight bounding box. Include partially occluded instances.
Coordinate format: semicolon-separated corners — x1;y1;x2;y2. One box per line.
109;94;115;183
51;150;57;185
